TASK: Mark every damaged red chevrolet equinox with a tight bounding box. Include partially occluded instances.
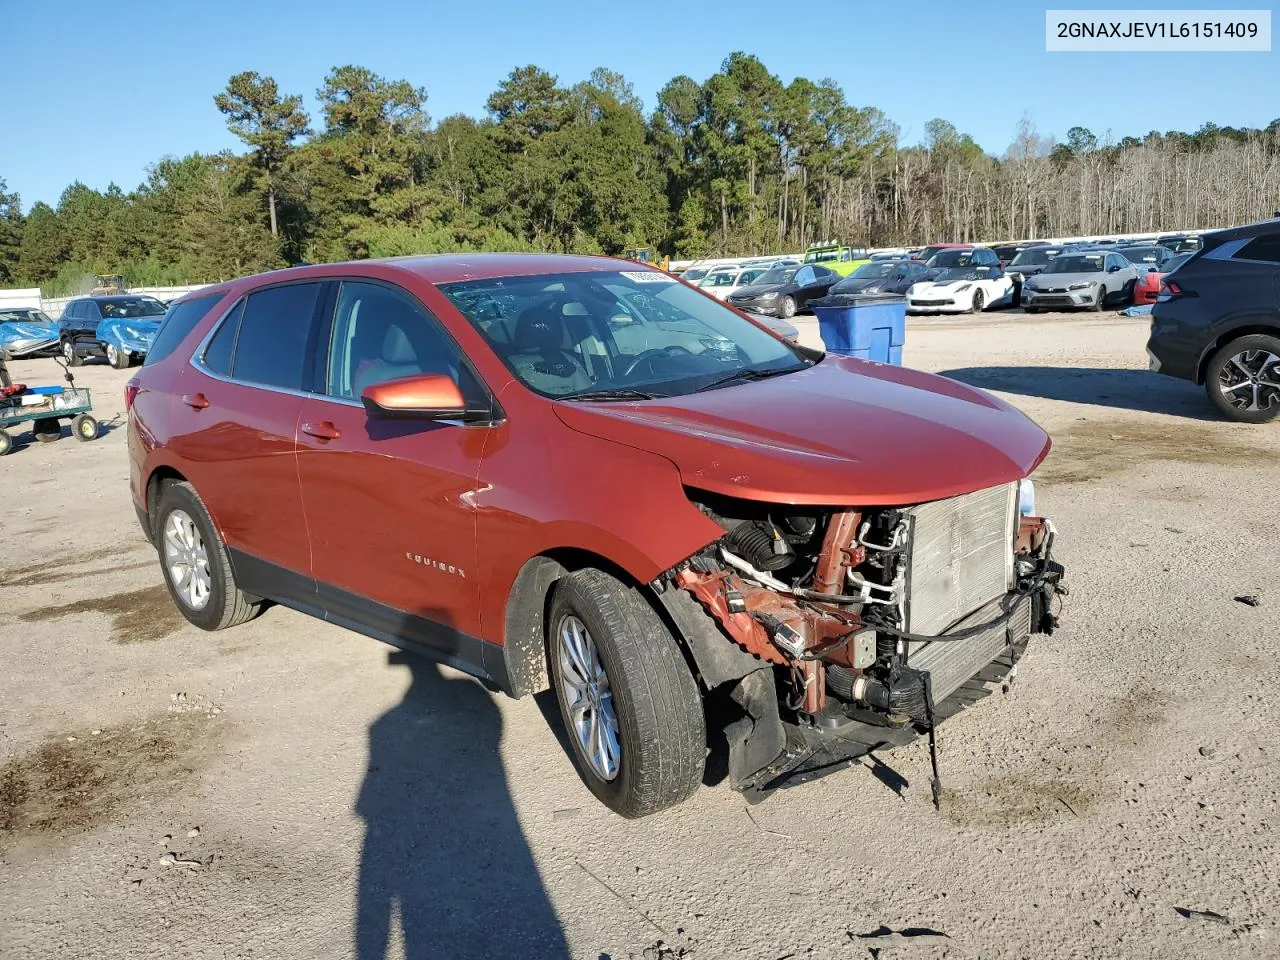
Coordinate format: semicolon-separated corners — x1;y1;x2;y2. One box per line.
128;255;1065;817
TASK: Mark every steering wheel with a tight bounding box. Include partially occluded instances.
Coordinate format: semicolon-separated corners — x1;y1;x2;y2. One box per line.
621;345;693;378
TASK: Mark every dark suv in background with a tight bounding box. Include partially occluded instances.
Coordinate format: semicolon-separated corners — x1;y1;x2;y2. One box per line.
59;295;167;368
1148;218;1280;421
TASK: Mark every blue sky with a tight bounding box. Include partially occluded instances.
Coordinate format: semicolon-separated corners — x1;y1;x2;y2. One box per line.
3;0;1276;211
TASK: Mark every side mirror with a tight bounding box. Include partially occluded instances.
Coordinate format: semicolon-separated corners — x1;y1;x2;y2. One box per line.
361;373;489;423
1108;265;1121;272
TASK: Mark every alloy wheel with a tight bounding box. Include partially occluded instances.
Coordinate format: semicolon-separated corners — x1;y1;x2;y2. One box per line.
106;344;119;367
1219;349;1280;413
556;614;621;781
163;509;212;610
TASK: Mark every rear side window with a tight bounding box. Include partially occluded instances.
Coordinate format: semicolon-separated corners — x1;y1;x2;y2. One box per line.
1235;234;1280;264
145;296;222;366
230;283;321;390
203;300;243;377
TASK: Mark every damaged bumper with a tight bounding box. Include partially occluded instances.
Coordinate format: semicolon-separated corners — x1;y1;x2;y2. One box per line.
662;483;1066;800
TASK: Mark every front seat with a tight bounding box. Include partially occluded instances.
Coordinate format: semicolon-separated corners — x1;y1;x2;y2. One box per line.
353;325;428;397
507;301;592;394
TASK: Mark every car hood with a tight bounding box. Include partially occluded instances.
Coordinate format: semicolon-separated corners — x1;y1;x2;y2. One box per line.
831;278;886;294
553;355;1050;506
728;283;788;298
911;278;978;293
1026;272;1104;288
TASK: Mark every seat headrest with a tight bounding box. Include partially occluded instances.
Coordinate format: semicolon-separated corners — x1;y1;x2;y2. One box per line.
381;324;416;364
513;301;567;352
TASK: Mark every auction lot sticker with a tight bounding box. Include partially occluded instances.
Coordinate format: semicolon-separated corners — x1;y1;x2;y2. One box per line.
1046;9;1271;50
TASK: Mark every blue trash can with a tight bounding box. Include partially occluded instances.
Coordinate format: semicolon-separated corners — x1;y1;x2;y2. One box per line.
811;293;907;365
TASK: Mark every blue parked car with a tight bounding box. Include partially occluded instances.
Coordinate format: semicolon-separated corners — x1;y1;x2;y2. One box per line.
59;295;167;368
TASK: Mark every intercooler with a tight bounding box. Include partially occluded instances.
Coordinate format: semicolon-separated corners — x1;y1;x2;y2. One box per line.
903;483;1022;704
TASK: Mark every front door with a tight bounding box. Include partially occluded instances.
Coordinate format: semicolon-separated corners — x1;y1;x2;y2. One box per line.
294;279;490;667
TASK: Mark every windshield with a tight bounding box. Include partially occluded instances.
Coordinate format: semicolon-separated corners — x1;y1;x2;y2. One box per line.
0;309;54;324
98;297;166;319
1043;254;1105;274
1118;246;1163;264
851;262;896;279
1163;253;1192;273
681;268;709;282
699;270;740;288
927;250;975;268
804;249;841;263
932;266;989;282
919;245;961;260
1010;248;1059;267
754;267;798;286
441;270;807;399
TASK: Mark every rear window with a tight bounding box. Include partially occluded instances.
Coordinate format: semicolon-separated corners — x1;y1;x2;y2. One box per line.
144;296;223;366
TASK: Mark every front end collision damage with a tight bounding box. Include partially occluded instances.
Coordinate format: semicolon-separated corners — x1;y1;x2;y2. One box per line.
656;487;1066;803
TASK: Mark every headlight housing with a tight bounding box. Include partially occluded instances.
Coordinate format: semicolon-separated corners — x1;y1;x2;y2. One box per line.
758;291;779;301
1067;282;1093;291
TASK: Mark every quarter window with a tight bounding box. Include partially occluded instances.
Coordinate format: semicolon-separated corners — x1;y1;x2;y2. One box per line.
202;300;243;377
230;283;321;391
326;281;462;401
1235;234;1280;264
146;296;222;366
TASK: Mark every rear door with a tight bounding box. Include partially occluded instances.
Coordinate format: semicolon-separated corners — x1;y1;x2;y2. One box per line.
295;278;489;654
167;280;325;599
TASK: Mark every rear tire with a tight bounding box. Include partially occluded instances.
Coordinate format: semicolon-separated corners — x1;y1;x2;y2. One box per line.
547;569;705;818
33;419;61;442
1205;334;1280;423
154;481;262;631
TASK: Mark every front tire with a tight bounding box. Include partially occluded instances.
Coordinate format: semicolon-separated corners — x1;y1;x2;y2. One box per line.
970;289;985;314
780;296;797;319
62;340;83;367
106;343;129;369
154;481;262;630
548;569;705;818
1089;285;1105;311
0;429;11;456
1205;334;1280;423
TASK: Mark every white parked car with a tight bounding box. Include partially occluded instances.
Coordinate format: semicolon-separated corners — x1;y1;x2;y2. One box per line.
697;265;769;300
907;264;1014;314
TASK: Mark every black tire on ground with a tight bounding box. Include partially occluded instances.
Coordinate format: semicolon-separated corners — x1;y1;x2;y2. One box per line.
33;418;61;442
970;289;985;314
0;429;11;456
780;296;797;319
1204;333;1280;423
154;480;262;631
62;340;83;367
71;413;98;441
1089;285;1105;311
106;343;130;369
1025;306;1039;314
547;568;705;818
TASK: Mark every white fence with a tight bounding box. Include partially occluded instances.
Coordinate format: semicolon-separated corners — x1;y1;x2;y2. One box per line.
33;285;212;321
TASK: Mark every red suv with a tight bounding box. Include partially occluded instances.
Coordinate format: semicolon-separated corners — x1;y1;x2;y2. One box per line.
128;255;1065;817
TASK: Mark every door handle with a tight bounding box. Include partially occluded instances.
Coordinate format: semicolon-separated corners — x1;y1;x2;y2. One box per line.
181;393;209;410
301;420;341;441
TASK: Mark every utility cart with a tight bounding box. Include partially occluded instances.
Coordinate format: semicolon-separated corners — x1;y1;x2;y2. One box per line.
0;355;99;455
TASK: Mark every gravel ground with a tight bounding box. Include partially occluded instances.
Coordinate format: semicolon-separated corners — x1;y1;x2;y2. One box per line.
2;310;1278;960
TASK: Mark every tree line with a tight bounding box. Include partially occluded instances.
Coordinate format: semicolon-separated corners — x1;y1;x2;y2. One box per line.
2;53;1279;295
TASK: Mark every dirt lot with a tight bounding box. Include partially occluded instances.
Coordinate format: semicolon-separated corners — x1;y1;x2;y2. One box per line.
2;310;1278;960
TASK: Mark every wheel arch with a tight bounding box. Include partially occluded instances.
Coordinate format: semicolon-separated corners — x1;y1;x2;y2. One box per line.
1195;320;1280;384
143;464;189;541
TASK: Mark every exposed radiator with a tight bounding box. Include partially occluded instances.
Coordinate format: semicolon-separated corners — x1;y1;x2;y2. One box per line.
905;483;1016;636
907;593;1032;704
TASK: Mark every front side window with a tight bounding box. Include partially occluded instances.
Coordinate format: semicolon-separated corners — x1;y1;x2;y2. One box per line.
219;283;320;390
794;266;815;285
441;270;808;399
326;281;463;401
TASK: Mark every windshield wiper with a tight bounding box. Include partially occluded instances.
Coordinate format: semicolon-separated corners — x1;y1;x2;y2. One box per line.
561;388;660;402
697;364;809;392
